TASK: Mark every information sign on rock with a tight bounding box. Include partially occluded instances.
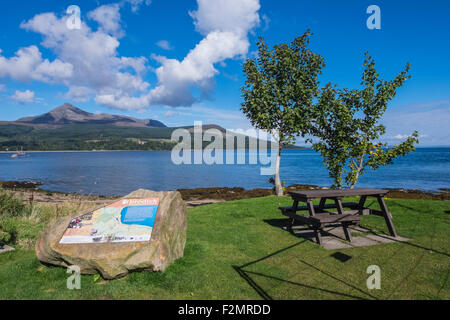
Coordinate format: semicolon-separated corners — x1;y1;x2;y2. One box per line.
60;198;160;244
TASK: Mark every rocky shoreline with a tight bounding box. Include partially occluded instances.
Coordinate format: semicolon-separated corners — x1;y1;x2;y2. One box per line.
1;181;449;207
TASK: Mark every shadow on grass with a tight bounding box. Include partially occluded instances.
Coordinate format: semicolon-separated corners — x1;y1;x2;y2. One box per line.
265;213;448;259
330;252;352;262
233;240;376;300
233;266;273;300
263;218;345;243
297;260;378;300
338;198;449;258
390;200;449;221
356;225;450;258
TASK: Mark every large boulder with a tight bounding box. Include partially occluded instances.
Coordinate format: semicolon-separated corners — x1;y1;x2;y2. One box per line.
36;189;187;279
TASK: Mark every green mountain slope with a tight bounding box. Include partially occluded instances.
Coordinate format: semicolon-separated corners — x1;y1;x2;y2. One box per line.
0;123;301;151
0;124;178;151
0;104;305;151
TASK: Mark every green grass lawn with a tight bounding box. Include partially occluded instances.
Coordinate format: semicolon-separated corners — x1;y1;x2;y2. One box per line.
0;195;449;300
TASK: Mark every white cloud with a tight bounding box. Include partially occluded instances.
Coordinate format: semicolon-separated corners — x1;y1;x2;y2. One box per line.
0;84;5;92
126;0;152;13
0;0;261;112
261;14;270;31
222;72;238;81
10;90;35;103
156;40;173;51
391;133;428;140
149;30;250;105
0;46;73;83
164;110;176;118
189;0;260;36
382;101;450;146
87;4;123;38
392;134;409;139
65;86;93;102
17;10;149;109
99;0;261;109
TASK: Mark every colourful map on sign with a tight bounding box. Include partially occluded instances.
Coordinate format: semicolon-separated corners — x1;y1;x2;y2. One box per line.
59;198;159;244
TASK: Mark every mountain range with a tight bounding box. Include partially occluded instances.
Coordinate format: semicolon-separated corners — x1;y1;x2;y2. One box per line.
4;103;167;128
0;104;301;151
0;104;254;151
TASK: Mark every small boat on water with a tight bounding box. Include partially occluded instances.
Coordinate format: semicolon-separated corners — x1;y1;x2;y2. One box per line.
10;147;27;159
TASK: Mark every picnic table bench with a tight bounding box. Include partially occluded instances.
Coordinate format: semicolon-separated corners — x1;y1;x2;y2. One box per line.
279;188;397;245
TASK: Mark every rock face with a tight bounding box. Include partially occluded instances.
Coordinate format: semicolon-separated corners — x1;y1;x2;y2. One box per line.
35;189;187;279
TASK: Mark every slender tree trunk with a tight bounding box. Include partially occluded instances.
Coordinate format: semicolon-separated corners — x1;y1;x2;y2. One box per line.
349;156;364;189
275;143;283;196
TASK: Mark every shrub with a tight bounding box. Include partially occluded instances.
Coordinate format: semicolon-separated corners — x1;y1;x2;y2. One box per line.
0;219;18;245
0;190;26;218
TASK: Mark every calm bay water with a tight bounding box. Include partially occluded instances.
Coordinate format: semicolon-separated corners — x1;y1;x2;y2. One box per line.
0;148;449;196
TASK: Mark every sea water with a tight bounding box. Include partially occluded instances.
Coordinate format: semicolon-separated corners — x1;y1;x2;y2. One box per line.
0;148;448;195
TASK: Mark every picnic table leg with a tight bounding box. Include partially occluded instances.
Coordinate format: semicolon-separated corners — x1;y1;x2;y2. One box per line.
287;200;299;232
358;195;367;215
334;197;353;242
306;199;316;216
377;195;398;237
307;200;322;245
334;197;345;215
318;197;327;212
342;222;353;242
314;227;322;245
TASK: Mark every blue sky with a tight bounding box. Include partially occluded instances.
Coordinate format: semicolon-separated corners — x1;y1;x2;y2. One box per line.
0;0;449;146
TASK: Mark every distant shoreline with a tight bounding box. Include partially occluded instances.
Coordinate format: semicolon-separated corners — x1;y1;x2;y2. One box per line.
0;150;154;153
0;147;311;153
2;146;448;154
1;180;449;201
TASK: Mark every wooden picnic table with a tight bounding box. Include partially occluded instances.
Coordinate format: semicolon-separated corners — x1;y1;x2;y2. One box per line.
279;188;397;245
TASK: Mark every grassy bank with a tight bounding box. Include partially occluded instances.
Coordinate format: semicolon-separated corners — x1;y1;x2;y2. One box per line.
0;191;449;300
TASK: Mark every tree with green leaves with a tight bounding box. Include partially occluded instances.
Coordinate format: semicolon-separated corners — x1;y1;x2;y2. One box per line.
311;53;419;189
241;31;325;196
